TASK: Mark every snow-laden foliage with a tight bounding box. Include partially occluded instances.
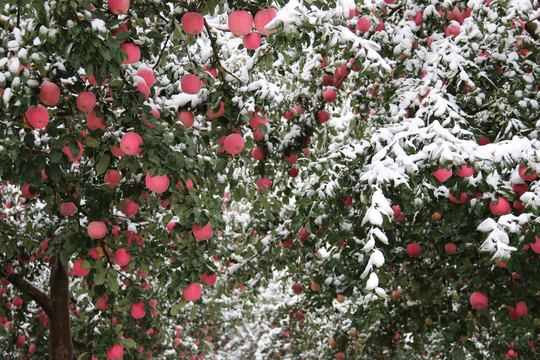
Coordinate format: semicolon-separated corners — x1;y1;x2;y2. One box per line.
0;0;539;359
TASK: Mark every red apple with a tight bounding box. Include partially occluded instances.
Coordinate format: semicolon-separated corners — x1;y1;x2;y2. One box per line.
518;165;537;181
243;32;261;49
318;111;330;123
182;12;204;35
470;291;488;310
252;147;265;161
76;91;96;113
25;105;50;129
298;227;309;241
39;81;60;106
130;302;145;319
254;9;277;35
257;178;272;192
73;259;90;276
87;221;107;239
228;11;253;36
223;133;244;154
183;282;202;301
137;67;155;87
200;273;217;286
323;88;337;102
145;172;170;193
193;222;213;241
122;43;141;64
432;168;452;182
181;74;202;94
356;17;371;32
108;0;130;15
120;199;138;216
289;167;299;177
120;132;143;155
489;196;511;216
86;110;105;130
104;170;121;188
107;344;124;359
292;283;303;294
455;163;474;177
445;243;457;254
406;243;421;257
178;110;195;128
60;202;76;216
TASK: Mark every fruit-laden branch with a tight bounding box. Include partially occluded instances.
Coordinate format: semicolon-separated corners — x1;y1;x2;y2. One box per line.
6;272;53;316
59;177;88;216
203;19;247;85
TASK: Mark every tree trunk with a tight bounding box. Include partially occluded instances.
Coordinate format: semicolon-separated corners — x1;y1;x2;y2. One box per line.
49;254;74;360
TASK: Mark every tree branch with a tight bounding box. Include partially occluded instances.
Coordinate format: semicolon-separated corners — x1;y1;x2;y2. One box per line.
60;177;88;216
6;272;53;316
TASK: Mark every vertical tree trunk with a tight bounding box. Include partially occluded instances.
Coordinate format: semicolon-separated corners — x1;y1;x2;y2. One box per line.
49;254;74;360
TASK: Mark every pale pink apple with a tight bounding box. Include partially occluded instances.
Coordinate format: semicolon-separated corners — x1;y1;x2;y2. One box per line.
455;163;474;177
73;259;90;276
243;32;261;49
318;111;330;123
107;344;124;359
254;9;277;35
122;43;141;64
257;178;272;192
136;81;150;99
178;110;195;128
181;74;202;94
145;171;170;193
192;222;213;241
223;133;244;154
39;81;60;106
228;11;253;36
407;243;421;257
86;110;105;130
21;183;37;199
208;101;225;119
104;170;121;188
432;168;452;182
120;199;138;216
108;0;130;15
489;196;511;216
130;302;145;319
182;12;205;35
470;291;488;310
62;140;84;162
76;91;96;113
183;282;202;301
200;273;217;286
87;221;107;239
356;17;371;32
60;202;76;216
25;105;50;129
120;132;143;155
137;67;155;87
518;165;537;181
323;88;337;102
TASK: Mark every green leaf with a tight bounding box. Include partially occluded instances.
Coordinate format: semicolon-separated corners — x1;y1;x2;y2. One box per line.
171;300;187;316
85;138;100;148
94;268;106;285
96;155;110;175
451;347;465;360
